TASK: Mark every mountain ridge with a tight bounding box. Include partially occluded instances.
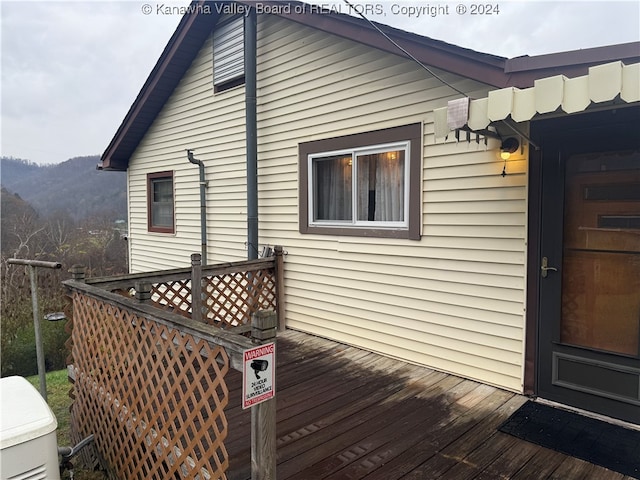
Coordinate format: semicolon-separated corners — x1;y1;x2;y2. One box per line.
1;156;127;221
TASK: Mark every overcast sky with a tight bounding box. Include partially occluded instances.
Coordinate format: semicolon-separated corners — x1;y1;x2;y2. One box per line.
1;0;639;165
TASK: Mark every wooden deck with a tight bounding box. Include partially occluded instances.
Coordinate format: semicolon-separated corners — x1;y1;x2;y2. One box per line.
223;330;634;480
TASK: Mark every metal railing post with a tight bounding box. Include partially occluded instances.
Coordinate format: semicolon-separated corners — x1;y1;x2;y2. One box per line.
7;259;62;401
273;246;286;332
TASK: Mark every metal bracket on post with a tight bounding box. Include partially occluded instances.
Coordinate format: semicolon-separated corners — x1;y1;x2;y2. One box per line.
251;310;277;480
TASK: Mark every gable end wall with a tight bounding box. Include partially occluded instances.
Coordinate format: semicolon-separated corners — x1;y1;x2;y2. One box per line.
126;15;528;392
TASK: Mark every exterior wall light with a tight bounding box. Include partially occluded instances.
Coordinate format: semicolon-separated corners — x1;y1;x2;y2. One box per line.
500;137;520;160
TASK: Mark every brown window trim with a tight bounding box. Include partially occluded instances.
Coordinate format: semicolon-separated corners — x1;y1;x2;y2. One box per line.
147;171;175;234
214;75;245;93
299;123;422;240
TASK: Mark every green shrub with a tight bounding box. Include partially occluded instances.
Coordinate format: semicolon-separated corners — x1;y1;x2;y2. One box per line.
1;316;69;377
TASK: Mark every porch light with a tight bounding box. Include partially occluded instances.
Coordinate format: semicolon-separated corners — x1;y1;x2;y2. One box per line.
500;137;520;160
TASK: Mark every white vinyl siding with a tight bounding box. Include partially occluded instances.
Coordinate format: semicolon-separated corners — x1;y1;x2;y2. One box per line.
126;14;528;393
254;16;527;392
127;30;248;271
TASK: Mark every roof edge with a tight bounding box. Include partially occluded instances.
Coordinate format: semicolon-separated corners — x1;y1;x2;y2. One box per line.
506;42;640;73
100;0;640;170
101;0;215;170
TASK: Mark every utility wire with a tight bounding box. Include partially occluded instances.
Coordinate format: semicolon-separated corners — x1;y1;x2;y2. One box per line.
341;0;469;98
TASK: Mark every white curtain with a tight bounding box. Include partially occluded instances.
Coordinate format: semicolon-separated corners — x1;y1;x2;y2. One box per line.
314;155;352;221
152;179;173;227
357;151;404;222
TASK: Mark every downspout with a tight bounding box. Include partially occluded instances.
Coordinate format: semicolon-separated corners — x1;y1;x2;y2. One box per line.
245;8;258;260
186;149;208;265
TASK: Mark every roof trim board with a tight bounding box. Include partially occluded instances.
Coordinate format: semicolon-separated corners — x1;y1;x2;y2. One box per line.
100;0;640;170
102;1;222;170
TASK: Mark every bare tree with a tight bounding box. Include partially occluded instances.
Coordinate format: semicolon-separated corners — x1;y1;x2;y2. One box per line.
9;212;47;259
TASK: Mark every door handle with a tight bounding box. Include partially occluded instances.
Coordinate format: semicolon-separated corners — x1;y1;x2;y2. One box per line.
541;256;558;278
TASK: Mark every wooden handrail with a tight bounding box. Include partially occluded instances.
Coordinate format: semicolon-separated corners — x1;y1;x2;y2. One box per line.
84;257;276;291
64;279;254;371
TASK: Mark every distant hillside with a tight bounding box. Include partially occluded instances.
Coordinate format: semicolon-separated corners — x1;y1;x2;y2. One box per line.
1;156;126;221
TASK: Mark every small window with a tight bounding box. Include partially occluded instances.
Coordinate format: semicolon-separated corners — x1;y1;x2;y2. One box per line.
299;124;422;239
147;171;174;233
213;16;244;93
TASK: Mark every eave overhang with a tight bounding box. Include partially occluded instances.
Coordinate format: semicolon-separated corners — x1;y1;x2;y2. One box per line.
100;0;640;170
101;0;509;171
101;1;222;171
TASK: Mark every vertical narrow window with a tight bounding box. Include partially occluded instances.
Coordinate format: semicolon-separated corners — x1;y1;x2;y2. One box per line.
213;16;245;92
147;171;174;233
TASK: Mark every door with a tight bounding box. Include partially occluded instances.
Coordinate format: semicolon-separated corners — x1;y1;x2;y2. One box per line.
535;108;640;424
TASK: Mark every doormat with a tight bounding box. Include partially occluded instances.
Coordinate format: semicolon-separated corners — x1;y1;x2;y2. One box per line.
498;401;640;478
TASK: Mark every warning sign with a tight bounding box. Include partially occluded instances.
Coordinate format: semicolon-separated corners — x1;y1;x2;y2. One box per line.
242;342;275;409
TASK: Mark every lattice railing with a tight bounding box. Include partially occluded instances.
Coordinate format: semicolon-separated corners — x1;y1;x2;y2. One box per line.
203;268;277;328
69;290;233;479
151;279;193;318
85;252;284;330
64;253;284;479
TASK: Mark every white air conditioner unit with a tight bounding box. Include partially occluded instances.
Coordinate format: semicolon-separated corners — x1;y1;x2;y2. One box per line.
1;376;60;480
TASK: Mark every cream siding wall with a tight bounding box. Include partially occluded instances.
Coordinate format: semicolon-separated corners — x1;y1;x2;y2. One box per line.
127;34;249;272
126;15;528;392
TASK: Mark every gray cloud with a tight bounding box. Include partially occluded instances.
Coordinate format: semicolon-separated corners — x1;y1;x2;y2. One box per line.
1;0;639;164
2;1;183;163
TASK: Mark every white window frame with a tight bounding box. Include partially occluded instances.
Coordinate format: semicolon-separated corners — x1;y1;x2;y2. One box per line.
307;141;411;229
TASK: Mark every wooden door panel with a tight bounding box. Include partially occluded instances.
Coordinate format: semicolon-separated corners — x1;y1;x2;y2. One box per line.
560;153;640;357
561;250;640;356
533;108;640;424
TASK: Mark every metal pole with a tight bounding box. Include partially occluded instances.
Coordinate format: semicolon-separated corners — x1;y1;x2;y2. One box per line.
187;150;208;265
8;258;62;401
245;8;258;260
28;265;47;401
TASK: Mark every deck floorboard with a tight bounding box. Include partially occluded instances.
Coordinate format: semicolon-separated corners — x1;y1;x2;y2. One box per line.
225;330;631;480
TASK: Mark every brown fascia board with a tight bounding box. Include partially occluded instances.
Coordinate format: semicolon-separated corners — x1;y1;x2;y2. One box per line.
504;42;640;88
247;0;508;88
101;1;221;170
101;0;637;171
101;0;510;171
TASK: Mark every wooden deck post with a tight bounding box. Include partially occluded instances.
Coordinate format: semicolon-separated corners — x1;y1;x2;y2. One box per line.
134;281;152;303
69;264;86;282
251;310;277;480
191;253;203;323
